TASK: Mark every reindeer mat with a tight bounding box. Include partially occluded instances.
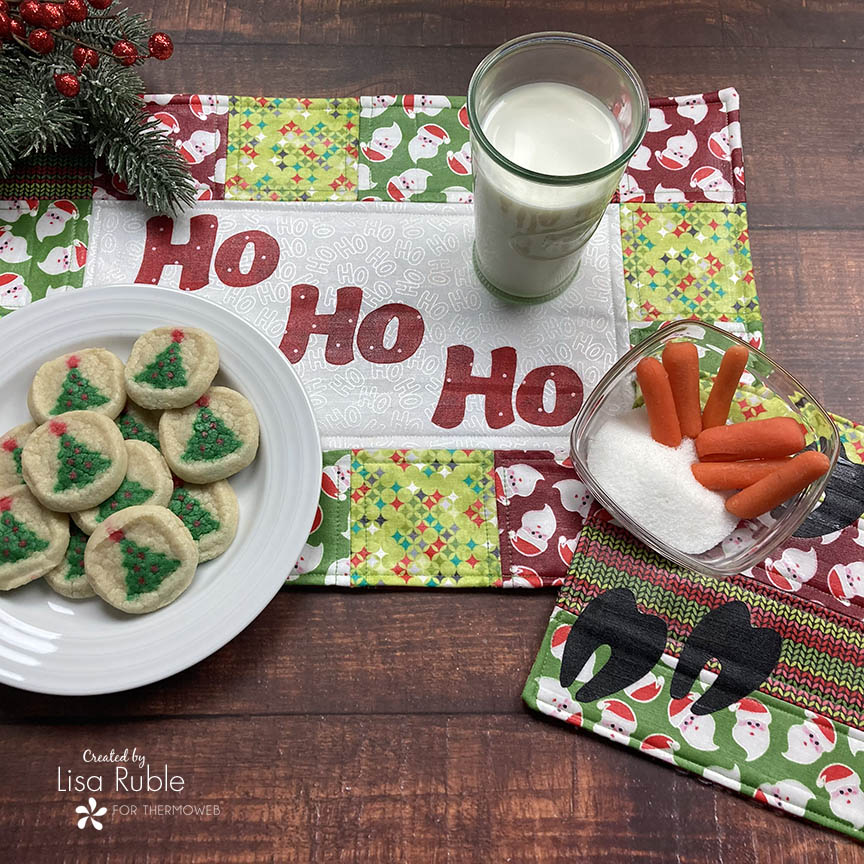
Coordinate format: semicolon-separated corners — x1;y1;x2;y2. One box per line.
0;86;812;588
523;509;864;840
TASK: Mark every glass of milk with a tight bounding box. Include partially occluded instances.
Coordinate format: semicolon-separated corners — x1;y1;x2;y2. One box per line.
468;32;648;303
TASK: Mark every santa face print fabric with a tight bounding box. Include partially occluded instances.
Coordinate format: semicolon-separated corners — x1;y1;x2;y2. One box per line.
0;199;90;316
524;514;864;841
358;95;472;204
616;88;744;205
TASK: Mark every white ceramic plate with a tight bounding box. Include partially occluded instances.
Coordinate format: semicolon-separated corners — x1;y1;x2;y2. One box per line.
0;285;321;695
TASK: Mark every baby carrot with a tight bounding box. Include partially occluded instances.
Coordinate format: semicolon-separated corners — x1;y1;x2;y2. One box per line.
702;344;749;429
662;341;702;438
691;459;790;491
636;357;682;447
725;450;831;519
695;416;805;461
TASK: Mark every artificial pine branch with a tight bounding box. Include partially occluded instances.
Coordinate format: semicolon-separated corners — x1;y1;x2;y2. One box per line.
74;8;150;49
89;114;196;214
80;56;149;121
8;66;83;156
0;2;192;214
0;129;16;177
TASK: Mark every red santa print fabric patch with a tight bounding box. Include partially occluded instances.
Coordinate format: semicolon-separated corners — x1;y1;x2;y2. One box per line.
495;450;595;588
94;95;229;202
745;517;864;620
617;88;745;205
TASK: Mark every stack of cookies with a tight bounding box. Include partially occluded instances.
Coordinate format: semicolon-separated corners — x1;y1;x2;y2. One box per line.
0;327;259;614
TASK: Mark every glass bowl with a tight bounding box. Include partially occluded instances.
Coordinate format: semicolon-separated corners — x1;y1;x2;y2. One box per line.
569;320;840;578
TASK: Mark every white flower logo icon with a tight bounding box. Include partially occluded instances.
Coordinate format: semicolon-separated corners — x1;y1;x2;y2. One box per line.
75;797;107;830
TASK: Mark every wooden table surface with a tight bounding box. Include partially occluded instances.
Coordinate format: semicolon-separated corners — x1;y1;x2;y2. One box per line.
2;2;863;861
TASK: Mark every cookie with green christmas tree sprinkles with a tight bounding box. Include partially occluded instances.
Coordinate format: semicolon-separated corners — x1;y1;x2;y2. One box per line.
0;421;36;488
125;327;219;410
42;523;95;599
73;440;173;535
160;387;259;483
116;401;162;450
0;485;69;591
85;505;198;614
28;349;126;424
169;478;238;562
21;412;128;513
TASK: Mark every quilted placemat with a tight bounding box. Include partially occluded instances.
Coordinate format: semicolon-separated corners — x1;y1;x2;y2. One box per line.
523;510;864;840
0;86;785;588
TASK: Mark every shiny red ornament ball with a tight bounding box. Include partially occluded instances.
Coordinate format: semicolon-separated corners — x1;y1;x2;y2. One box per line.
112;39;138;65
0;11;10;37
147;31;173;60
0;1;8;14
19;0;42;25
54;73;80;98
72;43;98;67
9;16;25;37
28;27;54;52
87;0;112;9
63;0;87;22
40;3;65;28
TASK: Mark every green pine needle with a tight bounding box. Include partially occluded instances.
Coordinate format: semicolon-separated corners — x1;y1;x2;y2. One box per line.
89;114;196;214
0;8;194;215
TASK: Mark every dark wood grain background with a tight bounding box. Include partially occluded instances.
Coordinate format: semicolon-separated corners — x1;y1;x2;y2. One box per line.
2;2;863;861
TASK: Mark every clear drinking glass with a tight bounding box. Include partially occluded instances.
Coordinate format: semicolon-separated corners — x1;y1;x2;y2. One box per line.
467;32;648;304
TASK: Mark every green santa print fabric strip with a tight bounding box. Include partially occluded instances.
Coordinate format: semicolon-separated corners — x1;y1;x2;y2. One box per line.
523;514;864;841
358;96;473;203
0;199;91;317
287;449;351;586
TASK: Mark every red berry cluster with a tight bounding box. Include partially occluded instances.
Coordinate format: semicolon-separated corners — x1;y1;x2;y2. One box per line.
0;0;173;97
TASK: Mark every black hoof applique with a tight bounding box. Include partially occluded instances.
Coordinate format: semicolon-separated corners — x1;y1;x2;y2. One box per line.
671;601;782;716
560;588;667;703
794;447;864;538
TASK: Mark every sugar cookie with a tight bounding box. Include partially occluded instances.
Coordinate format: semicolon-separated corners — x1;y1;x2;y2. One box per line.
116;401;162;450
42;523;95;599
21;412;128;512
0;486;69;590
125;327;219;410
0;421;36;488
168;479;239;562
28;349;125;423
73;440;172;534
159;387;259;483
85;505;197;614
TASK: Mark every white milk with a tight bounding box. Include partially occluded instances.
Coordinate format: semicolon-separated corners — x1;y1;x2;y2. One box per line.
473;82;624;300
